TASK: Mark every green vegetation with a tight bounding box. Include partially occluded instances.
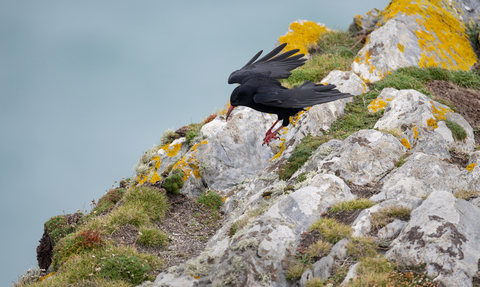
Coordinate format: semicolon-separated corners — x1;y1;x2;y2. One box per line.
346;237;377;260
395;155;407;168
91;188;126;215
297;172;308;183
454;190;480;200
309;218;352;244
52;229;104;269
44;215;79;245
370;206;412;232
305;239;333;259
328;198;376;213
445;120;467;140
197;190;223;211
162;169;185;194
281;30;363;88
279;135;330;180
137;227;169;248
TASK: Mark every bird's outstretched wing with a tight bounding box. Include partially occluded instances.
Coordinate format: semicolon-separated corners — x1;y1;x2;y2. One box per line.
228;43;306;85
254;81;353;109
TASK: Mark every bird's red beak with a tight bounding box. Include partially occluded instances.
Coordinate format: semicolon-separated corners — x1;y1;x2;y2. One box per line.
226;105;236;121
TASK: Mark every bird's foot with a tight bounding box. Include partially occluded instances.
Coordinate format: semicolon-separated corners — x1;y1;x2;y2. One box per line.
262;132;279;146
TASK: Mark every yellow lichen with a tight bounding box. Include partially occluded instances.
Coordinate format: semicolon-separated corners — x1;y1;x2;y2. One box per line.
167;143;182;157
380;0;477;70
430;102;453;120
150;173;161;183
271;138;286;161
397;43;405;52
368;98;391;112
39;272;55;282
278;21;329;56
426;118;438;129
413;126;419;139
466;163;477;172
401;138;411;149
172;140;208;181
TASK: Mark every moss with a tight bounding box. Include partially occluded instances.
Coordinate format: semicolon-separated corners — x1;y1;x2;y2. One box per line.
445;120;467;140
162;169;185;194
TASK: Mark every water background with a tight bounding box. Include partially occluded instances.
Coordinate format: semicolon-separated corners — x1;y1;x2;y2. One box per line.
0;1;389;285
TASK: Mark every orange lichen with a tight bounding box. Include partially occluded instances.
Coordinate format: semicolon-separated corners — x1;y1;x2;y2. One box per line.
401;138;411;149
426;118;438;129
397;43;405;52
150;173;161;184
379;0;477;70
466;163;477;172
413;126;419;139
278;21;329;56
172;140;208;180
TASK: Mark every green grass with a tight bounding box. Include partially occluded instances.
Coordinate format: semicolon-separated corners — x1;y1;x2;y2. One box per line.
445;120;467;140
309;218;352;244
370;206;412;232
91;188;126;215
328;198;376;213
279;135;330;180
137;227;169;248
281;30;362;88
197;190;223;211
44;215;79;246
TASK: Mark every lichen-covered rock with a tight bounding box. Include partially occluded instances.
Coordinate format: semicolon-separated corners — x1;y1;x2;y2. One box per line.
372;89;475;154
320;70;369;96
348;8;381;33
173;106;276;196
351;0;477;83
277;20;331;57
387;190;480;287
351;199;419;237
316;129;406;185
371;152;473;204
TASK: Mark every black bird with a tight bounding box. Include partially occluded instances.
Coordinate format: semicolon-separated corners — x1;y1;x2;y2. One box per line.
226;43;353;145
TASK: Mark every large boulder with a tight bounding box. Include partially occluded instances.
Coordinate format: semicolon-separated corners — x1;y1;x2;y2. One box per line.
351;0;477;83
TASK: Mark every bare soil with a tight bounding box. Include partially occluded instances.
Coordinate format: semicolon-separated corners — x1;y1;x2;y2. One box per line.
426;80;480;132
107;191;224;274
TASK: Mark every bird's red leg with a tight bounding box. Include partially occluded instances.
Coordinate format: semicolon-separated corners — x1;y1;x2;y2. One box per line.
264;119;280;138
263;125;284;145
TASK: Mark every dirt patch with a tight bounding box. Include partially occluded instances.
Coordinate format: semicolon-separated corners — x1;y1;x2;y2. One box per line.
347;182;383;198
444;150;470;169
107;191;224;274
296;230;322;254
425;80;480;132
324;209;363;226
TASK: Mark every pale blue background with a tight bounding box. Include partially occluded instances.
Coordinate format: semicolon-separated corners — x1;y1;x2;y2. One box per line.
0;1;389;285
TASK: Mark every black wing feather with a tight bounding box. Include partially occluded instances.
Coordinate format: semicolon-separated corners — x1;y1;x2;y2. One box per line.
254;82;353;108
228;43;306;84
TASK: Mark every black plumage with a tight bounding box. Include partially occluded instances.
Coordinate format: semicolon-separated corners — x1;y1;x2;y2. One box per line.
226;43;353;144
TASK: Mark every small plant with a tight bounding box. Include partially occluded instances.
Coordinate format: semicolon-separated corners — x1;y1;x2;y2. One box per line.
197;190;223;211
306;239;333;260
444;120;467;140
309;218;352;244
285;260;307;281
346;237;377;260
91;188;126;215
137;227;169;248
349;256;395;286
12;266;43;287
52;230;104;269
370;206;412;232
162;169;185;194
204;114;217;124
328;198;376;213
297;172;308;183
396;155;407;168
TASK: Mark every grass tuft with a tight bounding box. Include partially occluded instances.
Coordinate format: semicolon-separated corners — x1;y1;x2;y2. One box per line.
329;198;376;213
309;218;352;244
370;206;411;232
197;190;223;211
444;120;467;140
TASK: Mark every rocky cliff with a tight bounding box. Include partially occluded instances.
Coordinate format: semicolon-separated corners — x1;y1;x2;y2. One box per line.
21;0;480;287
